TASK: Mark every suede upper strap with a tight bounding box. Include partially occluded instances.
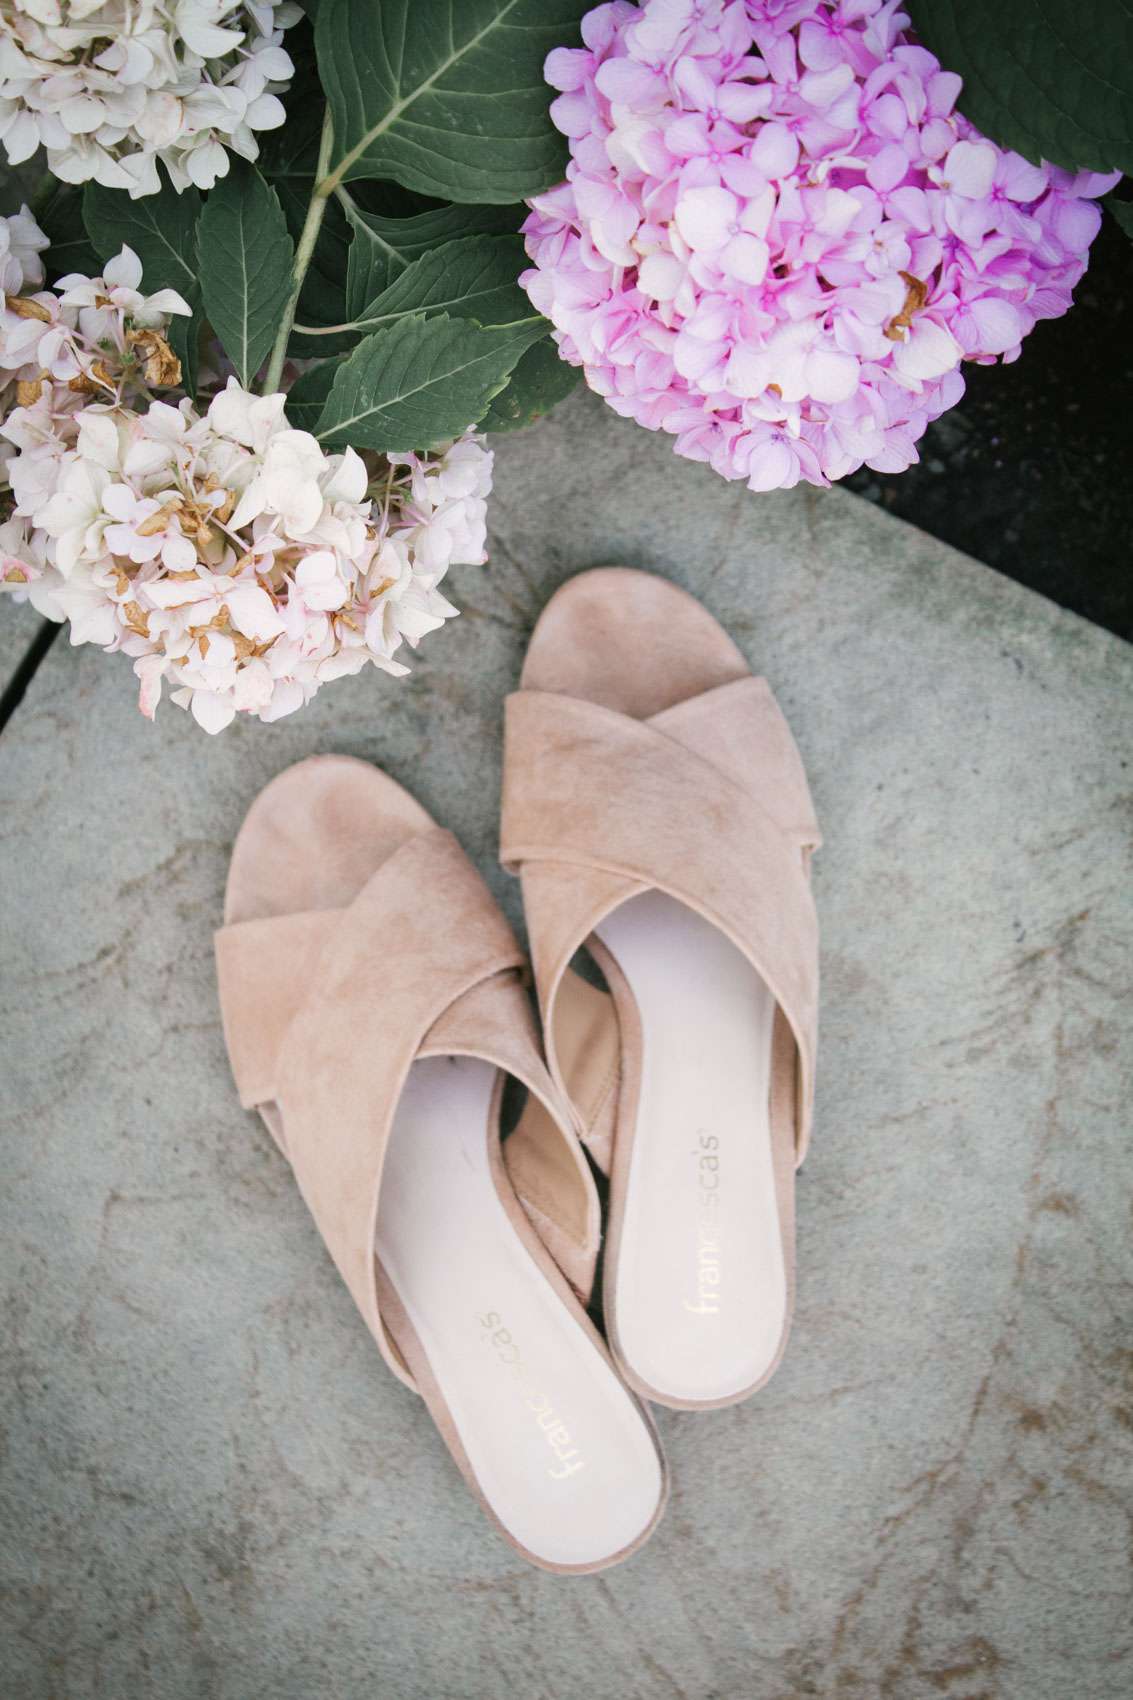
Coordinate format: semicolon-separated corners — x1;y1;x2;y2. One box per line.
215;828;530;1380
216;910;334;1112
500;678;821;1159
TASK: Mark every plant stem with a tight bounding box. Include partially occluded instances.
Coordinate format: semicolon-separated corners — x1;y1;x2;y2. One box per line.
262;105;335;396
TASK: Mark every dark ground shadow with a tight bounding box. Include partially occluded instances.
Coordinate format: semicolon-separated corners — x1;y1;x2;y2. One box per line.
847;213;1133;643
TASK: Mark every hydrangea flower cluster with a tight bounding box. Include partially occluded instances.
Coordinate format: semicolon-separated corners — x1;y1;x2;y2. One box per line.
0;199;49;478
1;211;492;733
2;221;190;531
522;0;1121;489
0;0;300;196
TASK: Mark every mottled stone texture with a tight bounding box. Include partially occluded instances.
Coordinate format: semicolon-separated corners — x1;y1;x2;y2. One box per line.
0;601;44;692
1;389;1130;1700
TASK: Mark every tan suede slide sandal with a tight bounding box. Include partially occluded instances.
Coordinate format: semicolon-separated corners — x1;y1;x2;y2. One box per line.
215;755;667;1572
501;570;821;1411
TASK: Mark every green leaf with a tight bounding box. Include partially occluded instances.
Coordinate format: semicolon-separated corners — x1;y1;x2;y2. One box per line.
283;359;345;431
479;334;582;432
342;194;525;318
905;0;1132;176
314;312;533;451
36;183;100;284
1105;192;1133;242
197;159;294;388
357;234;536;328
83;170;203;396
298;233;542;348
315;0;589;203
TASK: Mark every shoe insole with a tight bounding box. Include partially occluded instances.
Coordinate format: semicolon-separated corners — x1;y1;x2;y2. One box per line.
375;1055;662;1569
593;891;787;1405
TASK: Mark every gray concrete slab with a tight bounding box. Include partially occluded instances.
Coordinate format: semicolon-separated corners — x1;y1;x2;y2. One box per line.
1;386;1130;1700
0;599;46;693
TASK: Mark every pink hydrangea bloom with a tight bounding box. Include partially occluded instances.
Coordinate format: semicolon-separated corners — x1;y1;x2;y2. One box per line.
522;0;1121;489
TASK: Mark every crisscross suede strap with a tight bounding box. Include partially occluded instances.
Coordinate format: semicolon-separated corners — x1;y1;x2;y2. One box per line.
216;828;529;1379
500;678;821;1159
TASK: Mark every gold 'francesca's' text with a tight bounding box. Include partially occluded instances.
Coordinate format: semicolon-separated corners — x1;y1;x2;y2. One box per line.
685;1132;721;1314
475;1312;586;1478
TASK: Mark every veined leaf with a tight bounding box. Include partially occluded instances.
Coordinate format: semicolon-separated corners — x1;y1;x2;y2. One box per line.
315;0;590;203
298;234;542;347
313;312;534;451
37;183;100;284
356;235;536;329
479;334;582;432
342;193;525;318
906;0;1132;176
83;172;200;305
197;160;294;389
283;359;345;431
83;171;203;396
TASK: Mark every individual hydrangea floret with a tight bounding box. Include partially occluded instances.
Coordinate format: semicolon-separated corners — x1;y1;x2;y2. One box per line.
0;201;47;296
521;0;1121;490
0;0;301;197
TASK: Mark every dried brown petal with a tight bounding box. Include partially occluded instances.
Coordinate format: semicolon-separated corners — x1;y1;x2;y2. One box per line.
68;358;116;394
123;601;150;636
129;327;182;388
212;490;235;523
884;271;929;342
135;503;180;537
6;294;51;323
16;377;42;406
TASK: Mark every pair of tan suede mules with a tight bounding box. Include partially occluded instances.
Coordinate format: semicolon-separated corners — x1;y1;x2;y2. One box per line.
215;568;821;1574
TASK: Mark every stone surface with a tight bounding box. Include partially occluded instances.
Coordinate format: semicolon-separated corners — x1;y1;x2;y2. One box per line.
1;388;1130;1700
0;600;46;695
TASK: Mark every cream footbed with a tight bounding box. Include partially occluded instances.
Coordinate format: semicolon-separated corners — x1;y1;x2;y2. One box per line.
594;892;786;1405
376;1055;663;1568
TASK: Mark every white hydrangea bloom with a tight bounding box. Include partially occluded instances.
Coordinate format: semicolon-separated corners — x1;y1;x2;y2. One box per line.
2;364;491;730
0;0;301;198
1;222;493;731
1;206;54;510
2;218;192;592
